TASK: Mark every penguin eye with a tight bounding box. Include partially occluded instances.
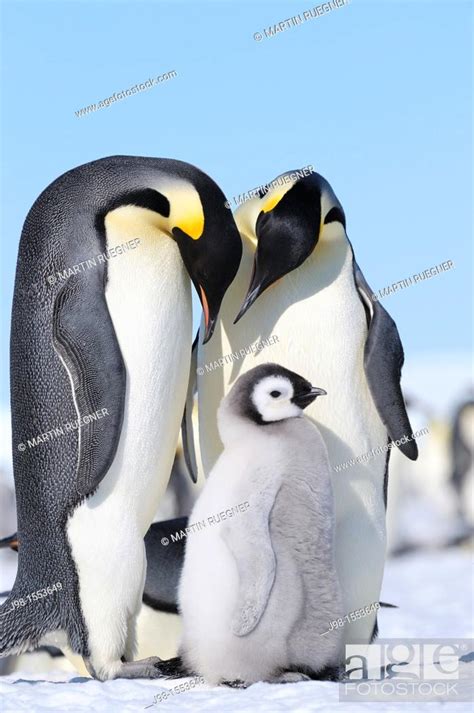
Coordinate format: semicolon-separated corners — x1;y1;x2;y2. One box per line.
270;390;281;398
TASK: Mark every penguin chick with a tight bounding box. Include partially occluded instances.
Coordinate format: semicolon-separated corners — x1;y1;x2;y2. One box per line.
178;363;344;685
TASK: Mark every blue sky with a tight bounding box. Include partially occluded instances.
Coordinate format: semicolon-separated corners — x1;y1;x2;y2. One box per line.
0;0;472;408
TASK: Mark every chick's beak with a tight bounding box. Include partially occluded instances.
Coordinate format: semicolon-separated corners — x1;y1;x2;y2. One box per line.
293;386;327;409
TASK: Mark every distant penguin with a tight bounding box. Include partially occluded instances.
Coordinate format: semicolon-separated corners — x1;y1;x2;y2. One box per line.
0;156;242;680
195;169;417;647
178;363;343;685
451;398;474;532
386;396;456;554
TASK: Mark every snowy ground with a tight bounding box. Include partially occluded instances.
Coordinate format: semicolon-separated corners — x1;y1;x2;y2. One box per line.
1;547;472;712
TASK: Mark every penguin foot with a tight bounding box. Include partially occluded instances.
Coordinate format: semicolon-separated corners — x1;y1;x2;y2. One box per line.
221;679;247;688
151;655;192;679
114;656;164;679
86;656;165;680
269;671;312;684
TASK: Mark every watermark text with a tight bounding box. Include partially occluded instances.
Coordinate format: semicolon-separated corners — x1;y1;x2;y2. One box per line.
160;501;250;546
225;167;313;209
17;408;110;452
145;676;205;707
47;238;140;285
198;335;279;375
333;428;429;472
0;582;63;617
75;71;178;118
340;638;473;702
321;602;379;636
253;1;350;42
372;260;454;302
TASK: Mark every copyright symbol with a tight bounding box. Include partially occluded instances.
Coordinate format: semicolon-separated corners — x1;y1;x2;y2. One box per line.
224;201;231;209
161;537;169;546
47;275;56;285
18;443;26;451
254;32;263;42
197;367;204;376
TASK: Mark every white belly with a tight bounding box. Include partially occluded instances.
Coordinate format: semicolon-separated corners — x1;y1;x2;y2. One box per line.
67;220;192;658
73;224;191;530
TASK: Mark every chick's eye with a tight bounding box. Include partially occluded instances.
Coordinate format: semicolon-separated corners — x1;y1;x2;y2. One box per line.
270;390;281;398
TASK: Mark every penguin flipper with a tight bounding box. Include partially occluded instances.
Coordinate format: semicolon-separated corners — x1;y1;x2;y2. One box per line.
53;275;126;496
353;262;418;461
181;332;199;483
223;526;276;637
221;489;279;637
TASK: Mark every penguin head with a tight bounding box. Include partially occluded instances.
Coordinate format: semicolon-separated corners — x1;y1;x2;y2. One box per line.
171;181;242;343
224;363;326;426
234;170;346;323
99;168;242;345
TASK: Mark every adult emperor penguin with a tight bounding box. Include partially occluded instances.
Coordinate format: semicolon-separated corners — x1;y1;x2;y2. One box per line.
0;156;242;680
195;168;417;648
451;397;474;532
179;364;343;685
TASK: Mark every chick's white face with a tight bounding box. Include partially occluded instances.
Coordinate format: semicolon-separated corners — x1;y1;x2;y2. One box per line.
251;375;301;422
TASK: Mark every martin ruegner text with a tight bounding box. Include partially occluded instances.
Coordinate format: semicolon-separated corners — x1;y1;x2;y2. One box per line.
167;501;250;544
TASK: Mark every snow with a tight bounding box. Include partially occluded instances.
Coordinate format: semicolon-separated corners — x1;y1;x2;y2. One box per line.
1;548;472;712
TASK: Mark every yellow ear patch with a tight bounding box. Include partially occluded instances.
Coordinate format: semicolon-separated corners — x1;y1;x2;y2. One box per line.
261;178;297;214
262;190;287;213
175;213;204;240
102;181;205;242
165;182;205;240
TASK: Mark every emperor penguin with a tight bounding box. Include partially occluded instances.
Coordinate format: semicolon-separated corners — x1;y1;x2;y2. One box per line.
179;363;343;685
450;397;474;533
194;169;417;648
0;156;242;680
386;396;455;554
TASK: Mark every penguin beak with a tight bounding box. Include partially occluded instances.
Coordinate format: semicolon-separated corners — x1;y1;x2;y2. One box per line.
233;263;267;324
173;209;242;344
293;386;327;409
234;176;322;324
198;285;217;345
0;532;19;552
202;318;216;344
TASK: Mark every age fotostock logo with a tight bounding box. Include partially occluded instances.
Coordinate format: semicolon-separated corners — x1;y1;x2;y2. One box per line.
340;639;473;702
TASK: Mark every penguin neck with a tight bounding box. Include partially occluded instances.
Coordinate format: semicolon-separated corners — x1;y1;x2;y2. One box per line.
240;230;258;254
307;223;352;279
278;224;353;297
217;400;262;447
104;204;173;243
234;198;262;248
